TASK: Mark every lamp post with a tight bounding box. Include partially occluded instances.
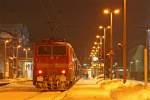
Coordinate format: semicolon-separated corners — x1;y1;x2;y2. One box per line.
96;35;103;75
129;61;134;79
15;45;21;78
4;40;9;78
16;45;21;58
99;26;110;79
23;48;30;79
23;48;31;59
116;42;123;78
123;0;127;83
23;48;27;59
103;9;120;79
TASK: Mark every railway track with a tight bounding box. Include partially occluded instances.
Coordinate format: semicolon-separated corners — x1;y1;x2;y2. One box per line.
23;90;70;100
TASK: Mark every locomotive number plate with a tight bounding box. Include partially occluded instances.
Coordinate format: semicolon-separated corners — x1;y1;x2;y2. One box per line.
37;76;43;81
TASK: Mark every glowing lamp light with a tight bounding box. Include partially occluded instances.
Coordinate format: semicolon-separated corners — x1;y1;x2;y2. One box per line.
114;9;120;14
96;35;100;39
92;56;98;61
61;70;66;74
5;40;9;43
38;70;43;74
94;42;98;45
83;63;87;66
104;9;110;14
107;26;111;29
99;26;103;29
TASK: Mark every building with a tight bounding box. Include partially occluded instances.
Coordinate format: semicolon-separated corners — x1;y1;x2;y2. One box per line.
0;24;32;79
130;45;144;81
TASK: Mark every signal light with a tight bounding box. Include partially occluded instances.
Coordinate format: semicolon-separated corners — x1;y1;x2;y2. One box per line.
38;70;42;74
61;70;66;74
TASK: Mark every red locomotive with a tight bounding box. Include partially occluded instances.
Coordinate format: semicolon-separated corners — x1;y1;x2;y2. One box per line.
33;39;80;90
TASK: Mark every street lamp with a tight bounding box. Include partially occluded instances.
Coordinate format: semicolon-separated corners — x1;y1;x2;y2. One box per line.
116;42;123;78
129;61;134;78
96;35;100;39
94;42;98;45
16;45;21;58
99;25;110;79
123;0;127;84
95;35;104;76
14;45;21;78
96;35;103;57
23;48;30;59
103;8;120;79
23;47;30;79
92;46;96;49
4;40;9;78
23;48;27;59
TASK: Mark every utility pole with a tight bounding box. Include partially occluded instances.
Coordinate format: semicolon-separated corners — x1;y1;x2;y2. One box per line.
123;0;127;84
144;48;148;87
110;12;113;80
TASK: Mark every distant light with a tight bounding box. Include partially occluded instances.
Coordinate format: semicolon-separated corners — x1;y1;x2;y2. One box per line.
106;53;110;56
101;63;104;67
91;49;95;52
117;42;122;47
17;45;21;48
96;35;100;39
95;49;98;52
23;48;26;51
100;42;102;45
92;56;98;61
114;62;118;66
94;42;98;45
114;9;120;14
135;60;139;63
9;57;13;60
5;40;9;43
93;46;96;49
99;26;103;29
38;70;42;74
130;61;134;64
102;36;105;39
61;70;66;74
27;48;31;51
83;63;87;66
107;26;111;29
104;9;110;14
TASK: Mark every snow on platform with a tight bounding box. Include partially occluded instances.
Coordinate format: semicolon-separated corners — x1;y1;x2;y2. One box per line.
98;79;150;100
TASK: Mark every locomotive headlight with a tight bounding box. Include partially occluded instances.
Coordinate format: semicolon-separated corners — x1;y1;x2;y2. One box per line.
61;70;66;74
38;70;43;74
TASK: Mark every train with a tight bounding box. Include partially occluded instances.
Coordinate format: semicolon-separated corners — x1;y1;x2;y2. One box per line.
33;39;80;90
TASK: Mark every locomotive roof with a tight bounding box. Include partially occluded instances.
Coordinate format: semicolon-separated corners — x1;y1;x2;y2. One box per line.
35;39;72;48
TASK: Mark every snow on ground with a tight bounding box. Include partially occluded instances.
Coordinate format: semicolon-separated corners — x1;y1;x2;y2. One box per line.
63;78;112;100
99;79;150;100
0;78;150;100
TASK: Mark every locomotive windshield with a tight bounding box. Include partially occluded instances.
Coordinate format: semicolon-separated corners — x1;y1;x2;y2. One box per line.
53;46;66;56
38;45;66;56
38;46;51;55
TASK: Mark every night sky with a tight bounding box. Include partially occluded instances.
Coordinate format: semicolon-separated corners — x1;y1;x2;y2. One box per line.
0;0;150;64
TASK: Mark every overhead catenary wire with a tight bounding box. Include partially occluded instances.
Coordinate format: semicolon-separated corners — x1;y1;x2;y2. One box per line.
39;0;56;38
39;0;70;40
47;0;70;40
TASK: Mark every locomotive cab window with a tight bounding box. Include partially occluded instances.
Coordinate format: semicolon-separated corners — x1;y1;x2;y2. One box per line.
38;46;51;55
53;46;66;56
